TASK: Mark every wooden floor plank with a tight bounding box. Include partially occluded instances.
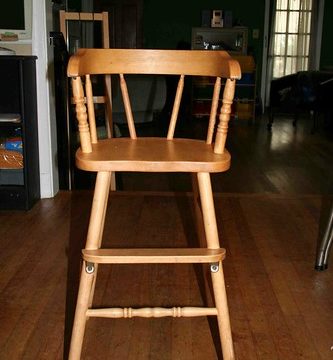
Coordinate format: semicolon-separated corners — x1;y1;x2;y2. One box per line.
119;117;333;195
237;196;330;359
242;199;318;359
0;191;332;359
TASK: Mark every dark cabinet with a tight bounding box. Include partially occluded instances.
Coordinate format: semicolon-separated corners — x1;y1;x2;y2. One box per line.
0;56;40;210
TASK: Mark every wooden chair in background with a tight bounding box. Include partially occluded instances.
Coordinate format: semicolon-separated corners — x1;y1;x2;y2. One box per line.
60;11;117;190
59;10;113;137
67;49;241;359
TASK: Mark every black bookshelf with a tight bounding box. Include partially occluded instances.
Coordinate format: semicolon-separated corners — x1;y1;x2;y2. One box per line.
0;56;40;210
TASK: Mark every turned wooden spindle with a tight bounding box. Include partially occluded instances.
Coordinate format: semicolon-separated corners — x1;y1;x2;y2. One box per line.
86;306;218;319
214;78;236;154
85;75;98;144
72;77;92;153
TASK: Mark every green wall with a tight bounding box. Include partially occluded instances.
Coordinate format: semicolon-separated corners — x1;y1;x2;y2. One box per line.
320;0;333;69
143;1;264;51
143;0;265;91
68;0;81;10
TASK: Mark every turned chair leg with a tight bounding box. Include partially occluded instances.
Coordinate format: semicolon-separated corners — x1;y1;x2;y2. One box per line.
197;172;235;360
69;171;111;360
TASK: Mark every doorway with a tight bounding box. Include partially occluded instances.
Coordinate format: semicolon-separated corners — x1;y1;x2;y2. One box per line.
95;0;143;49
262;0;325;107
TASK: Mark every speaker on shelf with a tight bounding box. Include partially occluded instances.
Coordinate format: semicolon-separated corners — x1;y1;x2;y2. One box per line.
224;11;233;28
211;10;223;28
201;10;211;27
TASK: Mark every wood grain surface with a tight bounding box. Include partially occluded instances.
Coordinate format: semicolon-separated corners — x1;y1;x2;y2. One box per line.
0;191;332;359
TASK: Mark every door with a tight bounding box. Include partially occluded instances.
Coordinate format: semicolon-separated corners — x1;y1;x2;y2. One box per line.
96;0;143;48
262;0;324;107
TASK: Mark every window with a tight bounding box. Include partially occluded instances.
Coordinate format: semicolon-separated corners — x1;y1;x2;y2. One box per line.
271;0;313;78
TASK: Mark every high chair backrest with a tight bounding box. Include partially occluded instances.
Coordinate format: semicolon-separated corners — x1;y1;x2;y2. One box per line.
67;49;241;155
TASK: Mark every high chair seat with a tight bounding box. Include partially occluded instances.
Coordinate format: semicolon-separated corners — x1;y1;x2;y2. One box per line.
76;137;231;172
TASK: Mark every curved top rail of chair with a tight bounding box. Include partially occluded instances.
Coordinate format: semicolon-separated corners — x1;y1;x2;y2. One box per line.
67;48;241;79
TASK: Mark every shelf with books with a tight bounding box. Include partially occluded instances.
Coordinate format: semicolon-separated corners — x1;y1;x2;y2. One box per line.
192;55;256;121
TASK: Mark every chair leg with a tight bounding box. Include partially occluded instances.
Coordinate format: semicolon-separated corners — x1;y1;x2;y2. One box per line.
69;171;111;360
88;172;111;307
211;261;235;360
191;174;213;306
191;173;206;248
197;172;235;360
68;264;95;360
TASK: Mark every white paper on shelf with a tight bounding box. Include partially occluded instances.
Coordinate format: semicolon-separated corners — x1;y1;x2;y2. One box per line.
0;113;21;123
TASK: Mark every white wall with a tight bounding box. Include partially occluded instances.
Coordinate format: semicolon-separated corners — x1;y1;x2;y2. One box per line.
32;0;59;198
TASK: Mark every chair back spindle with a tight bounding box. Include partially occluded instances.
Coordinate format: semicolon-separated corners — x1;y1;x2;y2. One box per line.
104;74;113;138
72;76;92;153
85;75;98;144
214;78;236;154
119;74;137;139
206;77;222;145
167;74;185;140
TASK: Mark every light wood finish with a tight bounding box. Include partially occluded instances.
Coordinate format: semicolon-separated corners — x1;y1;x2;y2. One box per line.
68;49;240;156
85;75;98;144
82;248;225;264
191;173;206;245
87;307;218;318
59;10;110;52
167;74;185;140
101;12;110;49
214;78;236;154
69;172;111;360
60;9;115;190
70;95;108;104
68;263;94;359
60;11;104;23
68;49;241;78
68;49;240;359
197;172;235;359
71;76;92;153
60;9;114;151
88;171;112;308
211;261;235;359
207;77;222;145
75;138;231;172
119;74;137;139
197;172;220;249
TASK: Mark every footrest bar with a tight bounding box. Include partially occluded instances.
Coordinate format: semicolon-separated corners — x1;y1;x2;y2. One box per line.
82;248;225;264
86;306;218;318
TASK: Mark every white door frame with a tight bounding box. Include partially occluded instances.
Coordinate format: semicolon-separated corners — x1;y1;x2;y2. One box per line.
261;0;270;111
315;0;325;70
32;0;59;198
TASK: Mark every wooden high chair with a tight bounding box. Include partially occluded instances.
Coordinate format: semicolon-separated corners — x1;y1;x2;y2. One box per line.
67;49;241;359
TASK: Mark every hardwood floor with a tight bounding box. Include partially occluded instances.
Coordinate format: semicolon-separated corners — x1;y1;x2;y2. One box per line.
119;114;333;194
0;190;332;359
0;116;332;359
